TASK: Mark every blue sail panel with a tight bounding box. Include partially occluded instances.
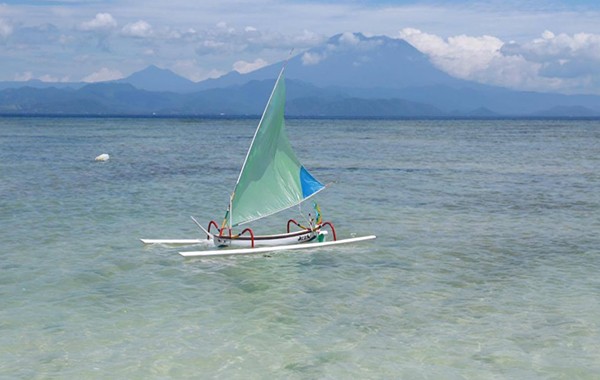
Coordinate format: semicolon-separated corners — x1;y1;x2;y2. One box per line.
300;166;325;198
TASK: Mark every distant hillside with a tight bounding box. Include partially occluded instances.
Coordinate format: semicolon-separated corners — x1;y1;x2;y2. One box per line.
115;65;197;92
0;80;444;117
195;33;465;91
0;79;84;91
1;32;600;117
0;83;179;115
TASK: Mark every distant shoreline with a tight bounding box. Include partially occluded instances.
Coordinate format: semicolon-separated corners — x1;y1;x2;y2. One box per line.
2;114;600;121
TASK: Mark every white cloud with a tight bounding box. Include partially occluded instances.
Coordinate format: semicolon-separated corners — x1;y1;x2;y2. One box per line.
502;31;600;91
187;26;323;59
326;32;382;54
302;51;325;66
339;31;360;46
81;67;123;82
541;30;555;40
39;74;61;82
398;28;530;87
195;39;227;55
162;26;198;41
172;59;225;81
507;30;600;63
79;13;117;32
216;21;235;34
233;58;268;74
398;28;600;93
13;71;70;82
289;29;324;48
58;34;74;45
121;20;153;38
14;71;34;81
399;28;504;78
172;59;199;79
0;18;13;38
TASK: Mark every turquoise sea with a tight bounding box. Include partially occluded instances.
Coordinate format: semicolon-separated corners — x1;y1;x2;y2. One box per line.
1;117;599;379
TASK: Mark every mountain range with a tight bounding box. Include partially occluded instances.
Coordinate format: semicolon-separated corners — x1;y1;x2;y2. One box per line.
1;33;599;117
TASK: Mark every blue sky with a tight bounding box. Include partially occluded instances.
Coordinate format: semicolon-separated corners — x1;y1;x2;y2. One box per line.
2;0;600;94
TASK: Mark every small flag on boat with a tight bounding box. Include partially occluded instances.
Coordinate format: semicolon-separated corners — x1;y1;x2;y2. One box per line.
313;202;322;224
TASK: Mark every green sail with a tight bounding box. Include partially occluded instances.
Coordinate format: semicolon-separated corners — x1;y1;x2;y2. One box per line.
227;70;324;227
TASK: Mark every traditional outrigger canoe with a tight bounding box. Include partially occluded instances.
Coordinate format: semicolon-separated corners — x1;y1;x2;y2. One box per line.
142;58;375;256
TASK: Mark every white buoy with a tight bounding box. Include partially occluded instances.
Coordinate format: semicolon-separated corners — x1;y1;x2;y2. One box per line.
95;153;110;162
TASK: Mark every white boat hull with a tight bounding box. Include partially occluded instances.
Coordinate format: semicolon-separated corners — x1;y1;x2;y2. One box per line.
141;229;324;248
179;235;376;257
213;229;319;248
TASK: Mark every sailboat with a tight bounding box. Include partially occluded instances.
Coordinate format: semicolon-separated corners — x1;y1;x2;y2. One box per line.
142;61;375;257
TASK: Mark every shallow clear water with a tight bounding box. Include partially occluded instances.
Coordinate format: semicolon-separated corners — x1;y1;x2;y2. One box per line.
1;117;599;379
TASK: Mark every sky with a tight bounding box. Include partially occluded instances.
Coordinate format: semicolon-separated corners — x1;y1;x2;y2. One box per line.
2;0;600;94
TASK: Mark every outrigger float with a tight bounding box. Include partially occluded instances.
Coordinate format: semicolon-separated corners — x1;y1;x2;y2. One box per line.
141;57;376;257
